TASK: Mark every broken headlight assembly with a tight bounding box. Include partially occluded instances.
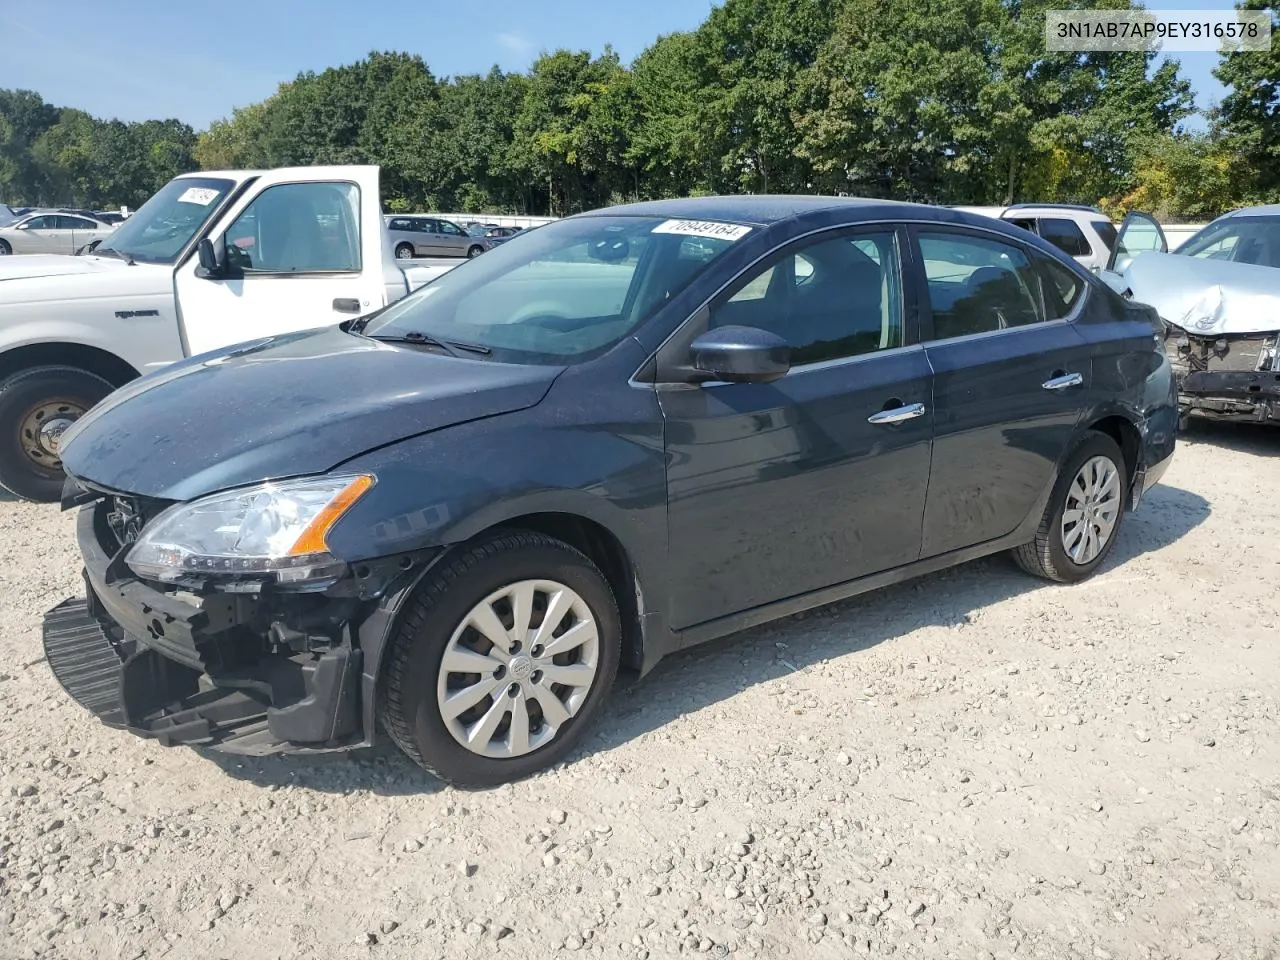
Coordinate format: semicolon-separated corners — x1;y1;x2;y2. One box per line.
124;474;375;588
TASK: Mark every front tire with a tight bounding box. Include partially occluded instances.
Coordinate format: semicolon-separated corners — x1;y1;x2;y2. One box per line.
378;530;621;787
0;366;115;502
1013;431;1128;584
466;245;484;258
0;239;11;255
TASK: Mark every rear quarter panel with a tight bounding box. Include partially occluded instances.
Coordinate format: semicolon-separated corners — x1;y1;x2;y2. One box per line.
1073;283;1178;469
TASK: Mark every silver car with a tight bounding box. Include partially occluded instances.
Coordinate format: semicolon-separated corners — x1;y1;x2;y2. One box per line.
1100;206;1280;427
0;212;115;256
385;215;491;260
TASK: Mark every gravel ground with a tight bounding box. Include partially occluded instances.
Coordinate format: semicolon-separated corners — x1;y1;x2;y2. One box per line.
1;422;1278;960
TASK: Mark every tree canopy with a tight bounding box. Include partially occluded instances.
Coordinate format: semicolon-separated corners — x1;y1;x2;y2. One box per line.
2;0;1275;220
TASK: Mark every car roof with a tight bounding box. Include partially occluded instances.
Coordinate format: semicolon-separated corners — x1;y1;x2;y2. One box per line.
569;195;1091;258
574;194;1021;230
576;195;906;226
1220;203;1280;219
1001;205;1108;219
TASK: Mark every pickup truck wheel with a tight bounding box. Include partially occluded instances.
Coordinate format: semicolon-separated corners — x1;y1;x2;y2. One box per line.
378;530;621;787
0;240;11;255
394;243;414;260
466;245;484;258
0;366;114;502
1013;431;1128;584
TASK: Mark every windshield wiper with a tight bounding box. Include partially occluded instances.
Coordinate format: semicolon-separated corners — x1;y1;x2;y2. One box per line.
94;246;135;266
367;330;492;357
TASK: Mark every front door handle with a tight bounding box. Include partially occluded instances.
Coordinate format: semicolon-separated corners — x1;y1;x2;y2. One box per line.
868;402;927;425
1042;372;1084;391
333;298;362;313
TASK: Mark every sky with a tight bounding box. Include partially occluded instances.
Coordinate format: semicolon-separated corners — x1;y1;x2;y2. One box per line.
0;0;1242;132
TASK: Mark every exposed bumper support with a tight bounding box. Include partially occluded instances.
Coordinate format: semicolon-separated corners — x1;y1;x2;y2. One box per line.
1178;370;1280;425
41;504;374;756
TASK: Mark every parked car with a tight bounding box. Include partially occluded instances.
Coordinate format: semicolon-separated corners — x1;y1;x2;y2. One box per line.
1098;206;1280;427
386;216;491;259
956;204;1119;272
484;226;521;245
0;204;19;228
0;166;463;502
43;196;1177;787
0;212;115;256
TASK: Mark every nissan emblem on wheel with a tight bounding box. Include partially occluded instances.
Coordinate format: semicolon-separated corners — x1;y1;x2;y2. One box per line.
41;196;1177;787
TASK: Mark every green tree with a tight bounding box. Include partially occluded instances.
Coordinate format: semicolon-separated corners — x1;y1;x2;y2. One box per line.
691;0;839;193
1213;0;1280;200
515;48;635;214
627;32;708;198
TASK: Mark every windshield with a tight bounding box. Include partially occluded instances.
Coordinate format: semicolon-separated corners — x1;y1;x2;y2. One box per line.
1177;216;1280;269
96;176;236;264
363;215;745;363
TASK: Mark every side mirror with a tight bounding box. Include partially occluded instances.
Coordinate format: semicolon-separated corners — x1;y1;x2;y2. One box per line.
195;237;221;278
689;325;790;384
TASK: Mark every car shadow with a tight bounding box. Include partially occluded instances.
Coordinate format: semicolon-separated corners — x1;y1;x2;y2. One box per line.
202;482;1209;796
589;481;1209;760
1180;419;1279;456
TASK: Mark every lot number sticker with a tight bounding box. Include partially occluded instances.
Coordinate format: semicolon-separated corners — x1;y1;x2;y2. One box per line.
652;219;753;241
177;187;220;206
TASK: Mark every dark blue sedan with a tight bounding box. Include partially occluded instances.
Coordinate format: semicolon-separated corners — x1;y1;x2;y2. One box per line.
46;196;1177;786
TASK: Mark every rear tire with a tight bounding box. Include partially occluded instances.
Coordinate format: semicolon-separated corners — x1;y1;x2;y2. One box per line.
0;366;115;502
378;530;621;787
1013;431;1128;584
394;243;414;260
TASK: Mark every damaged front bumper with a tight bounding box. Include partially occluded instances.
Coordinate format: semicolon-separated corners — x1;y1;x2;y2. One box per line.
1163;327;1280;425
42;495;430;756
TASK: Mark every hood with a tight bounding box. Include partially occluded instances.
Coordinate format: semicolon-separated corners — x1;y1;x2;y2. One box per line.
0;253;138;283
1123;252;1280;336
59;325;564;501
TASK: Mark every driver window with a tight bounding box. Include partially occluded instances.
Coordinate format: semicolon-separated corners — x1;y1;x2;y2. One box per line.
439;221;463;236
223;182;361;274
710;230;904;366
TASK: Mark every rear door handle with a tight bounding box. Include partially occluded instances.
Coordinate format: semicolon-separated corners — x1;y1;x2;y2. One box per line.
868;402;927;425
1042;372;1083;390
333;298;362;313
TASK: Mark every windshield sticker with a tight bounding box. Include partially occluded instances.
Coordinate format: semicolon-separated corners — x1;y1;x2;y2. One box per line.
177;187;220;206
652;219;752;242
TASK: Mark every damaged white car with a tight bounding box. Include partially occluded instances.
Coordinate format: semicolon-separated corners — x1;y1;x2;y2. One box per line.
1100;206;1280;426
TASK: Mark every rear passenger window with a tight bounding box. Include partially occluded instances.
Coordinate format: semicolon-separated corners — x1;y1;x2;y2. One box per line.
711;230;903;366
1037;218;1091;257
919;232;1048;338
1036;253;1085;319
1091;220;1118;253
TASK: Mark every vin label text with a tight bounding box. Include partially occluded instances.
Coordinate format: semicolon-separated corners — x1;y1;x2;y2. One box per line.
1046;9;1271;52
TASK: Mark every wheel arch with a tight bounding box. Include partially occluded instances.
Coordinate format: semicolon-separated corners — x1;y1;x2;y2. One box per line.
486;512;647;673
0;342;140;388
1081;411;1141;493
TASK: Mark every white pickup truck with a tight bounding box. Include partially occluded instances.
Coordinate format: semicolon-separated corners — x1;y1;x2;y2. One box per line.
0;165;461;501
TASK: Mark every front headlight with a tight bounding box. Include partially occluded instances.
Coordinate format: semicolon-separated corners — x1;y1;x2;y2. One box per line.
125;474;374;586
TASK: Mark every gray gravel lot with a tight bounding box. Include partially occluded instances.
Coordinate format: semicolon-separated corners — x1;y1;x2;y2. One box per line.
1;422;1278;960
